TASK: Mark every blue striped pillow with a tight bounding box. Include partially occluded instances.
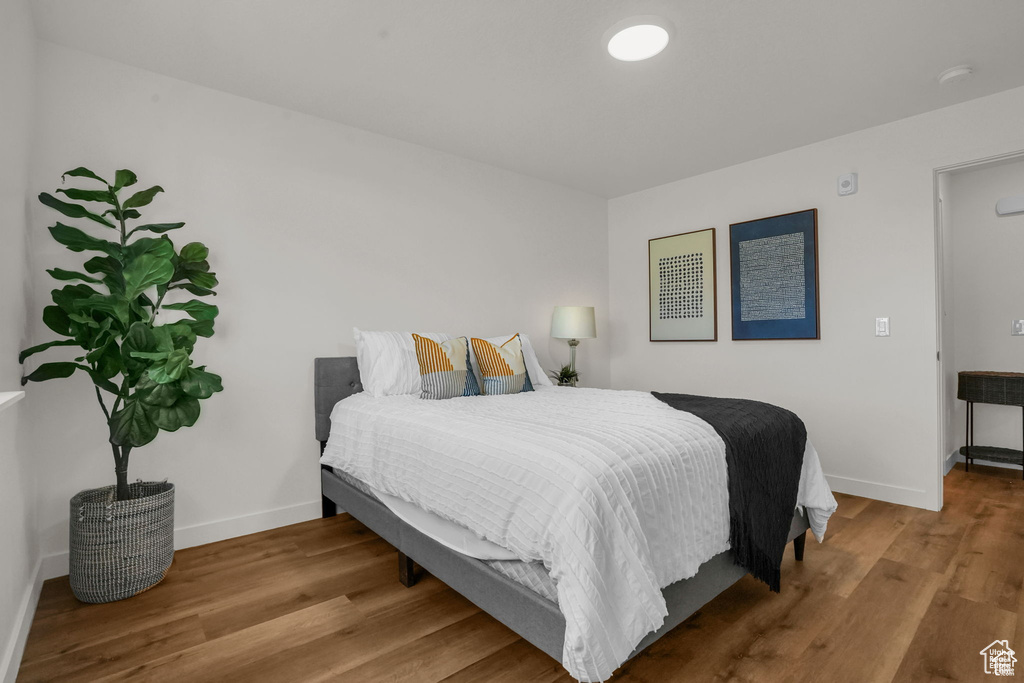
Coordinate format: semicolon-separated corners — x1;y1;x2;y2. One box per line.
412;334;481;399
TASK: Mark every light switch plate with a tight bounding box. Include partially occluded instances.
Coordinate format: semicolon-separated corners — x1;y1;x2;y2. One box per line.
875;317;890;337
1013;320;1024;336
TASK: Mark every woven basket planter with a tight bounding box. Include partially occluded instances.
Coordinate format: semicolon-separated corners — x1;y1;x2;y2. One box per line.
69;481;175;604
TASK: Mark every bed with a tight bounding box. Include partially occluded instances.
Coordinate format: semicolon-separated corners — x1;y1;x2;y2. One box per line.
314;356;835;681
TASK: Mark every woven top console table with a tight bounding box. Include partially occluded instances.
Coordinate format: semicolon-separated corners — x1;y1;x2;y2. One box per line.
958;371;1024;477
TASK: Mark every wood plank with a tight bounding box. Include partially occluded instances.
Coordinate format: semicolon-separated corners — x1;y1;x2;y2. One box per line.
17;614;206;683
882;517;967;574
439;639;567;683
94;595;360;682
892;591;1016;682
944;498;1024;612
794;558;942;683
831;492;872;519
216;589;480;683
331;611;520;682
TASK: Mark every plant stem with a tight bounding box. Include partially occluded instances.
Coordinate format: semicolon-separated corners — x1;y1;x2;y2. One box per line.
112;443;131;501
93;385;110;422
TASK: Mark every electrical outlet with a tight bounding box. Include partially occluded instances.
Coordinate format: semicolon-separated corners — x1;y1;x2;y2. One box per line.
875;317;890;337
1013;320;1024;336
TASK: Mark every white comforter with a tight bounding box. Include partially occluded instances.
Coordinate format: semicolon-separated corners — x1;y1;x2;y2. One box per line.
320;386;836;682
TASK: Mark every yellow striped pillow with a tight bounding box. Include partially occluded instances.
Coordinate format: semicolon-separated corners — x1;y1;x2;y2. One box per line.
469;334;535;396
412;334;481;399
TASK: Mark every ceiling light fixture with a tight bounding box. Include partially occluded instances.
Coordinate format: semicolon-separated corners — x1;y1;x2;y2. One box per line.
605;17;671;62
938;65;973;86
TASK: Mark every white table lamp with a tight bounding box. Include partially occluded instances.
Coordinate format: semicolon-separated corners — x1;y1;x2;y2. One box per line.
551;306;596;386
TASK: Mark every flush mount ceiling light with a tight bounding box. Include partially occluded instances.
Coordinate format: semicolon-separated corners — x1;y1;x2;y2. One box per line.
938;65;973;85
605;17;672;62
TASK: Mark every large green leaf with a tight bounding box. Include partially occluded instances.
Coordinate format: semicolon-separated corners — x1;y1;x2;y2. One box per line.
187;271;218;290
83;256;124;293
47;268;102;284
77;294;130;326
49;223;120;256
162;299;218;321
42;307;70;337
123;254;174;300
129;351;171;361
180;367;223;399
137;374;182;407
179;242;209;263
148;348;191;384
122;185;164;209
56;187;115;204
114;169;137;189
39;192;115;228
128;222;184;238
109;397;159;447
157;322;197;354
121;322;160;380
21;361;81;385
62;167;108;184
87;370;120;395
184;319;215;338
51;284;100;313
169;283;217;297
127;236;175;260
18;339;79;363
147;396;200;432
87;336;122;379
83;256;121;278
67;312;100;328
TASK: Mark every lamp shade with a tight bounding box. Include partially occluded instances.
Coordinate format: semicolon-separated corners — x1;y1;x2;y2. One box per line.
551;306;596;339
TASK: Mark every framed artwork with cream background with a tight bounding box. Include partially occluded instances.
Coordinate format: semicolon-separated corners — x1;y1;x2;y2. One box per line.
648;228;717;342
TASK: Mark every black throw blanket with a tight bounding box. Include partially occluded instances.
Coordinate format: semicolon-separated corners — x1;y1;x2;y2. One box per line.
652;392;806;592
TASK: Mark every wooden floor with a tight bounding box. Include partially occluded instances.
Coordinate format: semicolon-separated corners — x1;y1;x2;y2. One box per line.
19;463;1024;682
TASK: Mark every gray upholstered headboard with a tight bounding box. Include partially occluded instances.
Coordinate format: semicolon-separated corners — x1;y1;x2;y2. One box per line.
314;357;363;443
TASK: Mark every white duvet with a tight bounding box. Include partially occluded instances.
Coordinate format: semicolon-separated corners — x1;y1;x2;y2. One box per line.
320;386;836;682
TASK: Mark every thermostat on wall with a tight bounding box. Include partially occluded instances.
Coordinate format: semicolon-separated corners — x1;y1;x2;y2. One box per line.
838;173;858;196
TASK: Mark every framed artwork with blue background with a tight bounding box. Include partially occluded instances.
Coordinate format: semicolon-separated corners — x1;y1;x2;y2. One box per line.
729;209;819;340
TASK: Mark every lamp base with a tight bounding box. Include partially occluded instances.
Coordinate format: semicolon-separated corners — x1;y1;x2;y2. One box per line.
568;339;580;387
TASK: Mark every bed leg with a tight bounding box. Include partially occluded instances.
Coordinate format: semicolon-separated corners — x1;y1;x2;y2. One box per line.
322;495;338;518
793;530;806;562
398;552;417;587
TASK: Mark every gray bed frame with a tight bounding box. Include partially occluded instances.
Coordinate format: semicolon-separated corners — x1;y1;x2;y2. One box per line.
314;357;809;667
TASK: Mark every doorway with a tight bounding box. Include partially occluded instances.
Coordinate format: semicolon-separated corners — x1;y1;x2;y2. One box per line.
935;151;1024;496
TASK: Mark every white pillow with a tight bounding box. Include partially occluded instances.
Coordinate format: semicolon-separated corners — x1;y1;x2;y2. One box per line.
354;328;450;397
468;333;553;388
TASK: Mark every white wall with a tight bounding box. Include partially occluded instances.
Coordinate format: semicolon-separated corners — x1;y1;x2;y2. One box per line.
27;42;609;564
0;1;39;680
608;85;1024;511
948;158;1024;455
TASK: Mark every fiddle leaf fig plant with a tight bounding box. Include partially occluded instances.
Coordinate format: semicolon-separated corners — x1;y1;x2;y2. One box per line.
20;167;223;501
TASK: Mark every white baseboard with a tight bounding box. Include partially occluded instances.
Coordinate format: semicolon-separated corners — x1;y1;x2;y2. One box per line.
824;473;934;510
1;557;43;683
944;449;959;475
40;499;322;581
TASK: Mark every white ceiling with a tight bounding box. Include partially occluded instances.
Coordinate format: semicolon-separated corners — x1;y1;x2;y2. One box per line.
30;0;1024;197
